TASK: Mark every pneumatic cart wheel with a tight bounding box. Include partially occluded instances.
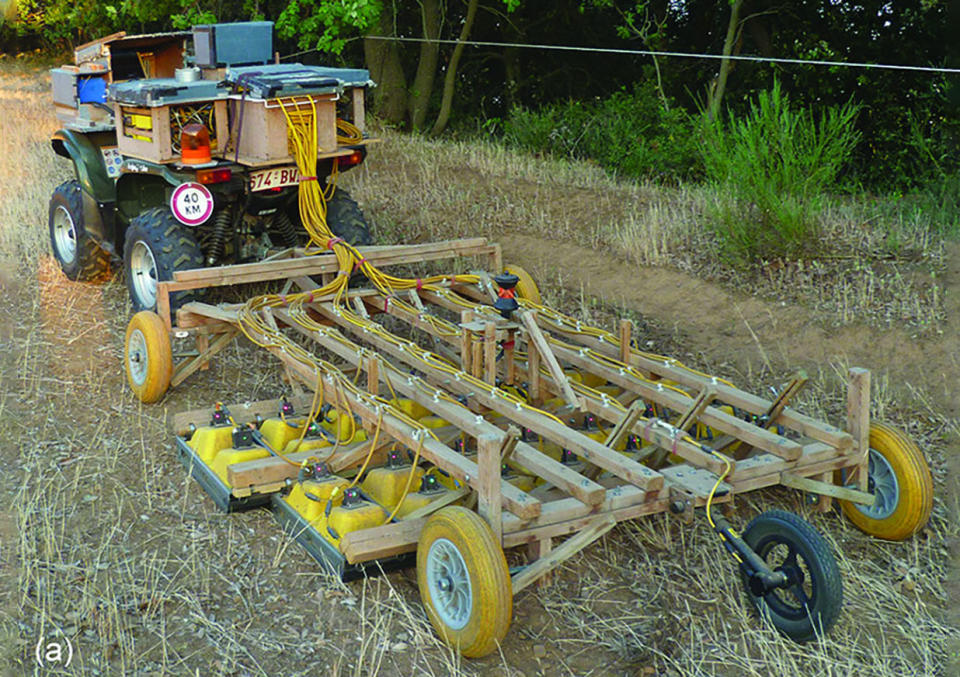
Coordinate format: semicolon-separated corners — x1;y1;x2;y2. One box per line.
503;263;541;305
124;311;173;403
417;507;512;657
839;422;933;541
740;510;842;642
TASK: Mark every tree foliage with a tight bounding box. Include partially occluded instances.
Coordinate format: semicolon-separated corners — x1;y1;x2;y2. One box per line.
2;0;956;194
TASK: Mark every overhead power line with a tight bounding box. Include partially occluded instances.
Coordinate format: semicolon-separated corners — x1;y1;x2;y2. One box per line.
361;35;960;75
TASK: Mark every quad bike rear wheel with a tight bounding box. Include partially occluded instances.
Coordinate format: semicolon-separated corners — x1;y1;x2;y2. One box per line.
326;188;372;246
839;422;933;541
48;180;111;282
124;311;173;403
417;507;512;657
123;208;204;312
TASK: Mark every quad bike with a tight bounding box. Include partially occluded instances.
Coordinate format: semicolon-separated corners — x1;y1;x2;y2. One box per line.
48;21;375;311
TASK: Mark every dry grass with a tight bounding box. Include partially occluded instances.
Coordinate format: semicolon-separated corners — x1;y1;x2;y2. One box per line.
1;60;957;676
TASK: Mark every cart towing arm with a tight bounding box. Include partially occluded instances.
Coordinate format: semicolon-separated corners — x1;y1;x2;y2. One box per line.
711;514;788;595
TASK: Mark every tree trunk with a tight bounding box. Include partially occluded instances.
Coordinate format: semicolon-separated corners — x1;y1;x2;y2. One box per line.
409;0;442;130
363;3;408;127
431;0;479;135
708;0;744;121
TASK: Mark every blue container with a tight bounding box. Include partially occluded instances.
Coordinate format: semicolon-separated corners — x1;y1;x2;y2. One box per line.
77;76;107;103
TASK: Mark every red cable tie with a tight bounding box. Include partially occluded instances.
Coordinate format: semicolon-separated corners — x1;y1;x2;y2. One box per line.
383;298;389;312
299;175;317;183
326;237;344;250
643;418;655;443
306;292;314;303
416;278;423;291
502;339;515;351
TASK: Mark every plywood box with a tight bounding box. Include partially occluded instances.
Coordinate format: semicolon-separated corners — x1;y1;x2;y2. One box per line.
229;94;338;166
114;100;228;163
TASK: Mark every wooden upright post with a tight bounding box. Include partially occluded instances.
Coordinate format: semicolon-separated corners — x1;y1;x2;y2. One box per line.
618;319;632;365
483;321;497;385
528;339;542;405
460;310;474;373
847;368;871;492
477;433;503;543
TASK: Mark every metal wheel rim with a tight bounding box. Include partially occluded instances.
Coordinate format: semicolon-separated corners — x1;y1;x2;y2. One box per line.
52;205;77;265
756;538;816;621
129;241;159;308
855;448;900;520
127;328;148;386
425;537;473;630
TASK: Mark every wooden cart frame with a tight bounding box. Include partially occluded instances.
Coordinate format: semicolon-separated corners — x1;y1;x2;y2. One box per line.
158;237;877;592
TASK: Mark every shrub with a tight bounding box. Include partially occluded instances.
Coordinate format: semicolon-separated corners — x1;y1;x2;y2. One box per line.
700;81;860;263
501;80;700;183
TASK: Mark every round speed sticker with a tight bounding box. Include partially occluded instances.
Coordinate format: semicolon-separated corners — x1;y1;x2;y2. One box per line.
170;182;214;226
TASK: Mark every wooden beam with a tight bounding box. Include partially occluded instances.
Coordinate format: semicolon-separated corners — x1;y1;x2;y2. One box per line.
177;302;240;324
585;399;645;480
511;515;616;593
520;311;579;409
512;360;729;476
227;438;387;491
400;487;471;521
780;471;875;505
244;320;542;519
544;339;802;461
673;386;717;434
536;319;852;451
169;238;494;289
339;517;424;564
272;308;606;507
171;329;239;387
304;304;663;492
730;454;861;494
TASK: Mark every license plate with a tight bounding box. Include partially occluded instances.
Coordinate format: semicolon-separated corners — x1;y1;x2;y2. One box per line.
249;166;300;192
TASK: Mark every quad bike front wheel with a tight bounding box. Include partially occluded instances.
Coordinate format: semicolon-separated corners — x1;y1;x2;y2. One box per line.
839;422;933;541
124;311;173;403
123;208;204;312
740;510;843;643
417;507;512;657
48;180;111;282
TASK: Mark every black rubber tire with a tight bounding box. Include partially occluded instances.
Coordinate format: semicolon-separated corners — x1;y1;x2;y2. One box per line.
48;180;111;282
122;208;204;312
740;510;843;642
326;188;373;246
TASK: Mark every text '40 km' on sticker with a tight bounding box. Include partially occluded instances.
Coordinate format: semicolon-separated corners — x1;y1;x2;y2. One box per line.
170;182;214;226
